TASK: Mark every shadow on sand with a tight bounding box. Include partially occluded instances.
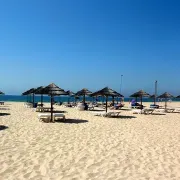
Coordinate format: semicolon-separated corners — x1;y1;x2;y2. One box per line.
112;115;137;119
151;113;166;116
55;118;88;124
0;113;11;116
89;109;105;112
53;110;68;113
0;125;8;131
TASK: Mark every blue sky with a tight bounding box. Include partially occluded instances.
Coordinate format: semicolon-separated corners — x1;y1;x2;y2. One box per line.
0;0;180;96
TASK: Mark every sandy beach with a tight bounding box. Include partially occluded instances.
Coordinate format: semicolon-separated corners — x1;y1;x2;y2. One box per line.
1;102;180;180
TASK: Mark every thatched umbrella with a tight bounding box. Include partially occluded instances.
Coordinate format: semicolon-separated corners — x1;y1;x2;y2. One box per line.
157;92;174;111
66;90;75;104
130;90;150;109
22;88;36;104
43;83;68;122
91;87;124;112
22;90;29;102
34;86;45;106
111;90;124;106
75;88;92;103
176;95;180;99
150;94;157;105
0;91;4;95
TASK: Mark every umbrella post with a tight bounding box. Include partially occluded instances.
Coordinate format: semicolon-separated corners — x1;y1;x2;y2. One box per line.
165;98;167;111
106;96;108;112
112;96;115;106
141;96;143;110
68;96;70;104
33;93;35;107
50;95;53;122
41;94;43;107
83;94;85;104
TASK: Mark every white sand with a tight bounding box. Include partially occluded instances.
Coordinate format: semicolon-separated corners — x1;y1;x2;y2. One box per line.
1;102;180;180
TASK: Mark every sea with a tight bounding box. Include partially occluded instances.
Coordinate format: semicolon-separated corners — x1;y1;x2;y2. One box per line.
0;95;177;103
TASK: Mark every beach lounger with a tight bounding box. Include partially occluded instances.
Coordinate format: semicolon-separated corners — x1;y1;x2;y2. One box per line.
93;111;121;117
36;107;52;112
154;109;165;113
24;103;33;108
132;108;155;115
132;109;142;114
166;108;175;113
88;103;94;110
53;113;66;121
143;108;155;115
0;101;4;105
38;113;65;122
105;112;121;117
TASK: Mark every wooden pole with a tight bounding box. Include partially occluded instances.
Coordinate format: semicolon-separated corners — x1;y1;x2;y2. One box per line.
51;95;53;122
83;94;85;103
165;98;167;111
68;95;70;104
41;94;43;107
106;96;108;112
112;96;115;106
33;93;35;107
141;96;143;110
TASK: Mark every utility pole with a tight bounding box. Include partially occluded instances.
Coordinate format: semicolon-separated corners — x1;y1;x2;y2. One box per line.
120;75;123;94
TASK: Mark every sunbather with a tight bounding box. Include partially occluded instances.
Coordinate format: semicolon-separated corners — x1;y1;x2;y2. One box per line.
110;103;124;110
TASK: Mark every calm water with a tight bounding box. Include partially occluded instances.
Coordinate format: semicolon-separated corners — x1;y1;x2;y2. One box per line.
0;95;178;103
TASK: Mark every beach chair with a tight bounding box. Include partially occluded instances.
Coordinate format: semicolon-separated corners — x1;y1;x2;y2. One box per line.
150;104;159;109
88;103;94;111
166;108;175;113
38;113;65;122
154;109;165;113
0;101;4;105
105;112;121;117
132;109;142;114
53;113;66;121
142;108;155;115
132;108;155;115
93;111;121;117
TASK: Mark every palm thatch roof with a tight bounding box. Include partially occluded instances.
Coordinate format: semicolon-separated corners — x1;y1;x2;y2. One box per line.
157;92;174;99
43;83;68;96
34;86;46;95
22;88;36;95
130;90;150;98
75;88;92;96
66;90;75;96
91;87;123;97
0;91;4;95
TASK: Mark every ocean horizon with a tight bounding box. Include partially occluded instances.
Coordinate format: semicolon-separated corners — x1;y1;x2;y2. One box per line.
0;95;178;103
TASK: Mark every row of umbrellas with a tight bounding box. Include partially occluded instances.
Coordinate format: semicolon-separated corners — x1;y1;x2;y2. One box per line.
22;84;125;121
22;83;177;122
130;90;174;110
